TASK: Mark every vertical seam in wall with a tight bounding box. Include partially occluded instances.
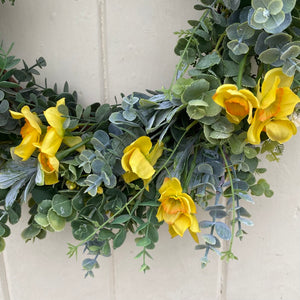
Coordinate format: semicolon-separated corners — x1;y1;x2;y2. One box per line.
97;1;116;299
216;197;229;300
0;253;11;300
98;0;109;103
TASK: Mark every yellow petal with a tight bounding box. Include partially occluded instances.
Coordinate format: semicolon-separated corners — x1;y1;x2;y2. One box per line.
169;225;178;238
247;110;267;145
10;110;25;119
121;148;135;172
172;214;191;237
122;171;139;183
129;148;155;179
189;229;199;243
123;136;152;157
189;214;200;234
14;129;40;160
40;127;63;156
275;88;300;119
156;205;164;222
147;140;164;165
44;99;66;137
21;106;42;134
163;211;180;224
265;118;297;144
212;84;238;108
158;177;182;196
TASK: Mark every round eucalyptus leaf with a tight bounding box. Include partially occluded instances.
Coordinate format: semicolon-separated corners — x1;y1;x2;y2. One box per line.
47;209;66;232
0;224;5;237
72;220;95;240
227;40;249;55
21;224;41;240
215;222;231;240
259;48;281;64
202;234;216;245
38;200;52;214
34;213;49;227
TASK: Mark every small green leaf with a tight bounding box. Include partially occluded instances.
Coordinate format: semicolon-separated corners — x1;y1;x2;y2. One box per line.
47;209;66;232
113;228;127;249
135;236;152;247
196;51;221;70
111;214;131;225
34;213;49;227
21;224;41;240
52;194;72;217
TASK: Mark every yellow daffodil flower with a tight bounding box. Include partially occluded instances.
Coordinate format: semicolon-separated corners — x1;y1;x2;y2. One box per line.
121;136;163;189
247;68;300;144
10;106;42;160
213;84;259;124
156;177;200;243
35;98;66;185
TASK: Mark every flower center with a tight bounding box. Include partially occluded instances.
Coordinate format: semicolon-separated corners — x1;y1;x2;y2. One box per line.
162;196;186;215
259;88;283;122
225;97;249;117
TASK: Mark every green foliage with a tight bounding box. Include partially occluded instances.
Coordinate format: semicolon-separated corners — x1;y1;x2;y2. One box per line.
0;0;299;277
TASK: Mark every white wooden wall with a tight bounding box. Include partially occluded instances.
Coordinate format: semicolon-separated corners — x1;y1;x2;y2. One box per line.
0;1;299;299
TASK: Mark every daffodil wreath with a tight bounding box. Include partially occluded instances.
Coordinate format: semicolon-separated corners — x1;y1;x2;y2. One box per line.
0;0;300;277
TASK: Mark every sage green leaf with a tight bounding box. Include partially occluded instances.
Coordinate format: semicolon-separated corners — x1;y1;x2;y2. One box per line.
211;117;235;133
135;236;152;247
267;0;283;15
210;131;232;139
72;220;95;240
282;0;296;13
265;33;292;48
237;22;255;40
281;45;300;60
264;11;285;31
228;40;249;55
38;200;52;214
196;51;221;70
21;224;41;240
148;224;159;243
215;222;231;240
47;209;66;232
34;213;50;227
187;104;206;120
244;146;258;159
52;194;72;218
202;234;216;245
0;237;5;252
259;48;281;64
182;79;210;103
111;214;131;225
113;228;127;249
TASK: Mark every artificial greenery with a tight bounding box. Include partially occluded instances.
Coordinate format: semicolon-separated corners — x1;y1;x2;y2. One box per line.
0;0;300;277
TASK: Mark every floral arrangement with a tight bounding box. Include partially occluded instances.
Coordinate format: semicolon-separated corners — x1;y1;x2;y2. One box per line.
0;0;300;277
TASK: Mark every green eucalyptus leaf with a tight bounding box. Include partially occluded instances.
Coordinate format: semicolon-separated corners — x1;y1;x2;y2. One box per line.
52;194;72;217
34;213;50;227
196;51;221;70
182;79;210;103
21;224;41;240
47;209;66;232
259;48;281;64
113;228;127;249
228;40;249;55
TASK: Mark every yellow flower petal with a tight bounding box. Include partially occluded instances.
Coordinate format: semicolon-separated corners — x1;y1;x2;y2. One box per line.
123;136;152;157
275;88;300;119
172;214;191;237
265;118;297;144
247;110;266;145
122;171;139;183
44;98;66;137
169;225;178;238
158;177;182;196
129;148;155;179
39;127;63;156
147;140;164;165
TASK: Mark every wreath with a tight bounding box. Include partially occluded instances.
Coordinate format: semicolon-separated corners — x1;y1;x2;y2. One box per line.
0;0;299;277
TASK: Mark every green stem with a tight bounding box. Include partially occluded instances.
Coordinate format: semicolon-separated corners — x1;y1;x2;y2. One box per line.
215;31;226;53
56;137;91;161
219;146;236;254
168;10;209;93
236;54;248;90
